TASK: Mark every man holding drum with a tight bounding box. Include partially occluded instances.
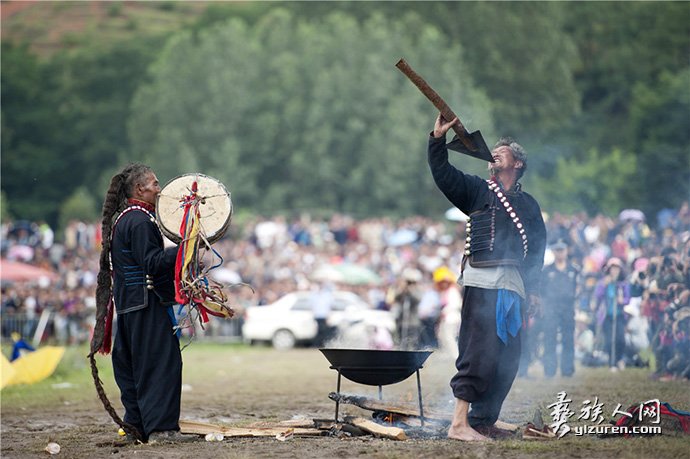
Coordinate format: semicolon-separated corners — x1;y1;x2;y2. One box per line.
93;163;187;443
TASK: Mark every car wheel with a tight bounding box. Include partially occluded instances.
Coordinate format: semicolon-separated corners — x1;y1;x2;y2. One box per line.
272;329;296;350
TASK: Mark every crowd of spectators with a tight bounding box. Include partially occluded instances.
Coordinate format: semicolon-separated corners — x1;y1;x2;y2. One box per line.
540;204;690;380
2;220;98;346
2;202;689;380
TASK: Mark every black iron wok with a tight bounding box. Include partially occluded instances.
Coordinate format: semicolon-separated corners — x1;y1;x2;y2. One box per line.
319;348;433;386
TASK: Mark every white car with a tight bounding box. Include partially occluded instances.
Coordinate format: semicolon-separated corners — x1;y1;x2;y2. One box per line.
242;291;395;349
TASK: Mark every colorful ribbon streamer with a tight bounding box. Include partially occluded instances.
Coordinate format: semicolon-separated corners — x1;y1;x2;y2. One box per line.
174;180;234;335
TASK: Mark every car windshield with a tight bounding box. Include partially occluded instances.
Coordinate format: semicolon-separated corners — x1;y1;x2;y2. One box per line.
331;298;351;311
271;293;297;308
291;297;312;311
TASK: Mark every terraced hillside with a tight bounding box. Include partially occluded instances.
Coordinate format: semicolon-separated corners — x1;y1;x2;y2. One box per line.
1;1;219;56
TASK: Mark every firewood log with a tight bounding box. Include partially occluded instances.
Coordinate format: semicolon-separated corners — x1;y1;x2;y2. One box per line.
179;419;322;437
343;416;407;441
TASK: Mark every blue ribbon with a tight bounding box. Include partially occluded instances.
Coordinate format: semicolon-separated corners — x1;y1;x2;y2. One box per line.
168;305;182;338
496;289;521;345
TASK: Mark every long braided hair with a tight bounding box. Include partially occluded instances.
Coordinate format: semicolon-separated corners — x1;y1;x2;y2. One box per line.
89;163;153;442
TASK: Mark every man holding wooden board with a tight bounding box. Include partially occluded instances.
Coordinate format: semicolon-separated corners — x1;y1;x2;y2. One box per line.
428;115;546;441
397;59;546;441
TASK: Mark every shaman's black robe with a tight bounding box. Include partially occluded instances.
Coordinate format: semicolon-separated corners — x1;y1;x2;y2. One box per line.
110;203;180;440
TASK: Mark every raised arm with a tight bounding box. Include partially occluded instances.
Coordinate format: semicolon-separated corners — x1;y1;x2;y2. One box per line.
428;114;482;213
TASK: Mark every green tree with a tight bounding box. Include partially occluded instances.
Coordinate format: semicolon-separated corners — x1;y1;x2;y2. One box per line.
0;190;12;223
537;2;690;217
560;2;690;156
1;42;68;223
280;2;580;138
565;2;689;118
1;38;164;226
442;2;580;140
4;2;687;223
58;186;99;231
129;10;494;217
627;68;690;216
48;37;165;198
536;147;637;216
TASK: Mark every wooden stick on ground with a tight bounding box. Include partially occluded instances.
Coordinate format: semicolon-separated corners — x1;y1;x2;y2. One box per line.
247;419;316;429
343;416;407;441
329;392;451;421
179;419;323;438
330;393;519;431
494;420;519;432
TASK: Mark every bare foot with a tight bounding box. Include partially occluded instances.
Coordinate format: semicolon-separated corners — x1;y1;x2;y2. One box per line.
448;424;492;441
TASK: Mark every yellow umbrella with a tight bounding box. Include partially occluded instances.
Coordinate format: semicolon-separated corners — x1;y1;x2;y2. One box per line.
5;346;65;386
1;353;17;389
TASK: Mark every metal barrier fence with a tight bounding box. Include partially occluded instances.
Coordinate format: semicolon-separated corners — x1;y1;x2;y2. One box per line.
1;310;56;347
1;310;244;346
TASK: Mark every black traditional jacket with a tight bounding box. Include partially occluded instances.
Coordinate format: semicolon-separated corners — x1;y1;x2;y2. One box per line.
428;135;546;297
111;204;177;314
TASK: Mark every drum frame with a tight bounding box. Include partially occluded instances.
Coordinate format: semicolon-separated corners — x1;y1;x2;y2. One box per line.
156;173;232;245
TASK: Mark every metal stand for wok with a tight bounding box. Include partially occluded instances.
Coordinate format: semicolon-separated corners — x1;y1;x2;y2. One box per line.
330;365;426;427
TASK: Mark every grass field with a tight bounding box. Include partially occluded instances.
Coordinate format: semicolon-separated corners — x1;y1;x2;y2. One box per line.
1;343;689;458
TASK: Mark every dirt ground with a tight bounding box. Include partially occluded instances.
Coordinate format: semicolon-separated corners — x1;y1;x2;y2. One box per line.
2;344;689;458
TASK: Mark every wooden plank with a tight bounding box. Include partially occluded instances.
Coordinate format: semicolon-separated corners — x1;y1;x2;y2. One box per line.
494;420;519;432
344;416;407;441
313;419;337;430
179;419;323;437
329;392;451;421
331;393;518;431
372;413;439;428
247;419;315;429
277;419;316;428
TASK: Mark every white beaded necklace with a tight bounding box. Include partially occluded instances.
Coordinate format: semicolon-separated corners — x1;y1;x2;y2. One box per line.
486;179;528;258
